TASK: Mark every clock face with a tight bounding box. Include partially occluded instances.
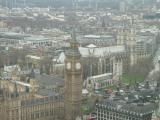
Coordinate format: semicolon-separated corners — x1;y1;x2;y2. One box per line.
76;62;81;70
66;62;71;70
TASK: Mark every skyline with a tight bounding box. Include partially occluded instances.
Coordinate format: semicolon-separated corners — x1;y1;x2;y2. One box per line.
0;0;160;120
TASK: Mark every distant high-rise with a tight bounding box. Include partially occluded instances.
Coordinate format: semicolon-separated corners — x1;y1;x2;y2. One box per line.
119;0;127;13
72;0;78;9
0;0;73;8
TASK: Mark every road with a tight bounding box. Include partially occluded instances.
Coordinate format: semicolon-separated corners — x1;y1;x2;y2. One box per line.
146;46;160;82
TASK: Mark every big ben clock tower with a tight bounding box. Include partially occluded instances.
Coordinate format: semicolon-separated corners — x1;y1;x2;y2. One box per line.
65;30;82;120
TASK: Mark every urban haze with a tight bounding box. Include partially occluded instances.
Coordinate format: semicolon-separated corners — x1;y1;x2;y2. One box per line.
0;0;160;120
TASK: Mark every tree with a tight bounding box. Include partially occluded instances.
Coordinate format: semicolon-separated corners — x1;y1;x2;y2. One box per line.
40;56;53;75
122;57;154;86
149;71;160;82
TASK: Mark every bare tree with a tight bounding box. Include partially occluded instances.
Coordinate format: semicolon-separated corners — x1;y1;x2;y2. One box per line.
127;57;154;83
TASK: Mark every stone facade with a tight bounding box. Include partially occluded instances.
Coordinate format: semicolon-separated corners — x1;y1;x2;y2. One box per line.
0;32;83;120
65;31;83;120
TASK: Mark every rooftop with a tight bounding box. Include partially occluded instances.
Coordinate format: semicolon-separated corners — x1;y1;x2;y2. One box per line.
79;45;125;57
88;73;112;79
35;74;64;88
26;55;41;60
21;95;63;107
96;81;160;117
97;100;156;116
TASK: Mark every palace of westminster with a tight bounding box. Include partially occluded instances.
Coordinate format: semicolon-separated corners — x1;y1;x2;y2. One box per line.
0;25;158;120
0;31;83;120
0;0;160;119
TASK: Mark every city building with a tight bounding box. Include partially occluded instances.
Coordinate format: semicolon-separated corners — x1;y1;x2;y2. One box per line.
119;0;127;13
96;100;154;120
0;32;83;120
86;73;113;93
0;69;64;120
78;35;116;47
58;44;126;80
64;30;83;120
117;27;157;66
0;1;160;120
95;81;160;120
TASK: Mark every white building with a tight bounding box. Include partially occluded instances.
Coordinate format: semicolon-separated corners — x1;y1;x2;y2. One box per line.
86;73;113;92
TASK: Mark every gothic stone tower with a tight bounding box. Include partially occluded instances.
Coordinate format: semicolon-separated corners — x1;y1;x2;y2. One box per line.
65;31;83;120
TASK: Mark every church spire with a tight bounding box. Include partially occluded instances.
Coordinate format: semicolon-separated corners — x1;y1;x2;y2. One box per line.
70;28;79;49
65;28;81;58
13;82;19;97
30;68;35;78
71;28;76;42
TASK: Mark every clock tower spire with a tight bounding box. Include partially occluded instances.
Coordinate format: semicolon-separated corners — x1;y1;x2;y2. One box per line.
65;29;82;120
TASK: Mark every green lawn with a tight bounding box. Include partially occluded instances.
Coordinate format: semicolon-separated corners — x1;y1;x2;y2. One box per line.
81;105;93;114
104;85;117;90
121;74;145;86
